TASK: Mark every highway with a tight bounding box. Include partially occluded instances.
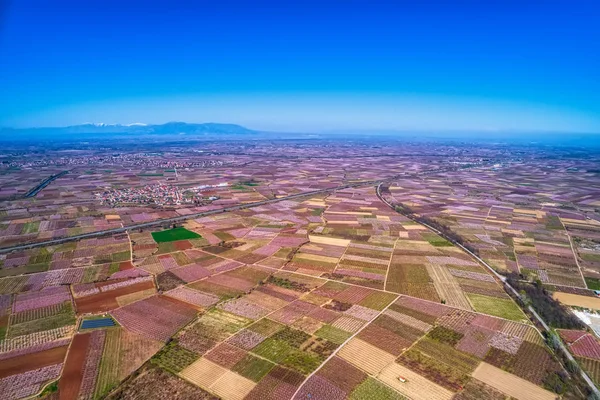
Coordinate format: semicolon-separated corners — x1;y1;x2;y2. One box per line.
376;183;600;397
24;171;69;198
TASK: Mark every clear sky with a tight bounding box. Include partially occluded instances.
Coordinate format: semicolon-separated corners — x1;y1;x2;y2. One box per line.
0;0;599;132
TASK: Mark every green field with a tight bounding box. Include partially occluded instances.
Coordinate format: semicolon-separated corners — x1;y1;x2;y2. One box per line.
314;325;352;344
0;263;49;278
252;338;294;363
282;349;323;374
349;377;404;400
151;341;198;373
358;291;397;311
422;232;453;247
467;293;527;322
21;221;40;234
151;227;202;243
232;354;275;382
94;328;121;399
427;325;463;346
582;253;600;263
8;303;76;338
585;277;600;291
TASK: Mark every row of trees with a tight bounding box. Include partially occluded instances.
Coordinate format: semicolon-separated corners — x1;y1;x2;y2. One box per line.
392;203;480;255
507;274;584;330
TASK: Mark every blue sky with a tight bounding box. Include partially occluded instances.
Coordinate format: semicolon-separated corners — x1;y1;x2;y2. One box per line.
0;0;599;132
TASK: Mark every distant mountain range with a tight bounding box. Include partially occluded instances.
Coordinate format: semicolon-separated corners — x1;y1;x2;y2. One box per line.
2;123;598;147
0;122;257;136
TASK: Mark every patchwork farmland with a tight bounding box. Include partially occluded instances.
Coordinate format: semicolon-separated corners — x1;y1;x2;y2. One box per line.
0;140;599;399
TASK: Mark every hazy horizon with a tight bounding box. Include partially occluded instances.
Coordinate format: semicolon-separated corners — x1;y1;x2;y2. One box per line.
3;119;600;136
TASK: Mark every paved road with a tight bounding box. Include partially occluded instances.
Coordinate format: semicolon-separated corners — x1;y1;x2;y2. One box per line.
25;170;69;198
0;165;469;254
376;183;600;397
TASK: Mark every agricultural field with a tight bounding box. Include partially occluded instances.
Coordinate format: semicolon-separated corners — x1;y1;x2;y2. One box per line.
380;160;600;294
559;329;600;386
338;295;560;400
0;142;447;248
151;227;202;243
0;140;599;399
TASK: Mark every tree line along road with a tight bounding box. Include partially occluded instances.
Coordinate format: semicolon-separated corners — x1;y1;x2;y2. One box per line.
375;182;600;397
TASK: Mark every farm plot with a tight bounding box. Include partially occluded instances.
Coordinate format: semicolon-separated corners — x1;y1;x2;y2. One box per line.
472;362;555;400
156;270;187;291
244;365;305;400
165;286;220;308
12;286;71;313
508;341;562;386
357;315;422;355
78;329;105;400
94;328;121;399
59;332;90;400
152;227;202;243
190;278;246;300
579;357;600;385
312;323;350;344
227;319;283;350
243;290;292;313
378;362;454;400
426;263;472;310
0;345;67;379
453;378;507;400
151;340;199;374
553;291;600;309
178;309;251;355
231;353;275;382
374;294;560;394
250;326;335;375
187;265;268;301
0;363;63;400
117;328;163;382
466;293;527;322
171;263;212;283
397;336;480;391
559;329;600;359
315;356;367;392
7;301;75;339
106;365;216;400
292;374;346;400
74;277;156;314
338;338;397;375
295;355;369;399
10;301;69;325
385;262;440;302
180;357;257;400
218;297;271;320
210;370;257;400
348;377;405;400
111;295;197;342
205;342;247;369
0;325;73;353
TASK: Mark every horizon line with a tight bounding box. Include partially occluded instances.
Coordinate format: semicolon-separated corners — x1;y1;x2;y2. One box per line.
1;121;600;136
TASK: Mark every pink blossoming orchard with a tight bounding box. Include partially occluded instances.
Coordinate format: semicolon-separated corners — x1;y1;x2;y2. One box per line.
0;141;599;399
